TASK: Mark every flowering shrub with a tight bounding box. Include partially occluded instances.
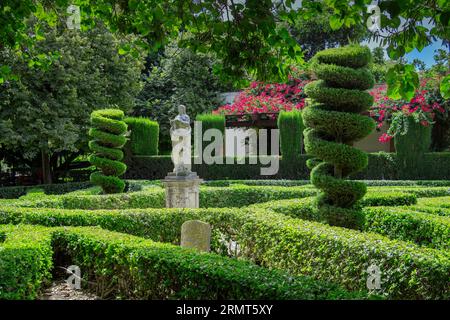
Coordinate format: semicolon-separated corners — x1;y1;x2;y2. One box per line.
213;78;310;118
369;79;446;143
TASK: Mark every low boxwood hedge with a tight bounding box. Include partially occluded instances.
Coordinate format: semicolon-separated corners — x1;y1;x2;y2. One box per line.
0;182;92;199
417;197;450;209
239;210;450;299
53;226;362;300
364;207;450;250
406;206;450;217
0;224;362;300
367;187;450;198
362;192;417;206
0;224;53;299
2;186;317;210
1;206;449;299
202;180;450;187
250;197;449;250
3;184;436;211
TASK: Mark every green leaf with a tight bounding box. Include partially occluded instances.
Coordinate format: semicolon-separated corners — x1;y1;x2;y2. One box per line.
440;75;450;99
0;65;11;74
329;15;344;30
386;64;419;101
288;47;295;59
118;44;130;55
279;28;290;40
128;0;139;10
387;45;405;60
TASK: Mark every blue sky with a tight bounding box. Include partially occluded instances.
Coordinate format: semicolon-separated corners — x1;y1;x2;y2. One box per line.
365;39;448;68
289;0;448;68
404;41;448;68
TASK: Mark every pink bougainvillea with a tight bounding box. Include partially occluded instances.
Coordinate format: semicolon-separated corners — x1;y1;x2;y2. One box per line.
213;78;310;117
369;79;446;143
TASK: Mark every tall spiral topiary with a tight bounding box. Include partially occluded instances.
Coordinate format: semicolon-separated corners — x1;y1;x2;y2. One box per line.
89;109;128;194
303;45;376;229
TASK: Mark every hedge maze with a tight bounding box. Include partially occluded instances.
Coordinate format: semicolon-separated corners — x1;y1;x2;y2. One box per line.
1;180;450;300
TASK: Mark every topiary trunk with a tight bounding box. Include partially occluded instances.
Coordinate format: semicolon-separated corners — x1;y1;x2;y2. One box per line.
89;109;128;194
303;45;376;229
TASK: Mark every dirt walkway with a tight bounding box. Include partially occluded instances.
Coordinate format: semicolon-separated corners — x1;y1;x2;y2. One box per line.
39;281;98;300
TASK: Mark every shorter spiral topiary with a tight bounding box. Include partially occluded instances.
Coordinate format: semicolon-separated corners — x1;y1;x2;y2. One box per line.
89;109;128;194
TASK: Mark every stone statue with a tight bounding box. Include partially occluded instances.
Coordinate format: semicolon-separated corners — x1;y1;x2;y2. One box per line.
163;105;202;208
170;105;192;175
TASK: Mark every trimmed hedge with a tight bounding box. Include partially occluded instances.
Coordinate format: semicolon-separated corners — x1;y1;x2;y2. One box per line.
53;226;361;300
0;207;241;248
0;224;361;300
203;179;311;187
199;186;316;208
368;187;450;198
250;198;449;250
1;205;449;299
240;210;450;299
0;182;92;199
0;224;53;299
196;113;225;158
124;155;311;180
5;183;447;211
124;117;159;156
362;192;417;206
278;110;304;162
124;152;450;180
4;184;430;211
407;205;450;217
364;207;450;250
395;116;432;180
2;186;317;210
417;196;450;209
202;180;450;187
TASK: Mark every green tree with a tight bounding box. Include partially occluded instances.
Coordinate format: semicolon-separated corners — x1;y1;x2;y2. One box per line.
430;49;450;76
0;1;448;103
0;21;144;183
133;46;228;152
289;8;368;61
412;58;426;71
372;47;385;64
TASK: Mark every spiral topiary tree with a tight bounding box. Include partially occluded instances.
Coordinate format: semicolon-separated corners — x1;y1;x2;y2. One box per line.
89;109;128;194
303;45;376;229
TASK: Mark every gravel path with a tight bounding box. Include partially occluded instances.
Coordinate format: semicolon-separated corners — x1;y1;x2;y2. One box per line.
40;281;98;300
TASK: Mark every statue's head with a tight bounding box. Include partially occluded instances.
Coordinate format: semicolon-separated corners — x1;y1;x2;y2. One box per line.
178;105;186;115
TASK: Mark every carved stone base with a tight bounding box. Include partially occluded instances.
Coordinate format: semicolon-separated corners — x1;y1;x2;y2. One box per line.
162;173;202;208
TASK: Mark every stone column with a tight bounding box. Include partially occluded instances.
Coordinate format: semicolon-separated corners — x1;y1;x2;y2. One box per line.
162;172;203;208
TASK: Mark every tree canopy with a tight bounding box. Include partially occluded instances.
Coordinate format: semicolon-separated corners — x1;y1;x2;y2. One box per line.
0;0;449;98
0;19;144;182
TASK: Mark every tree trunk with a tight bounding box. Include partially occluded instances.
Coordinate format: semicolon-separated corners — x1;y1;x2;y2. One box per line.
41;149;52;184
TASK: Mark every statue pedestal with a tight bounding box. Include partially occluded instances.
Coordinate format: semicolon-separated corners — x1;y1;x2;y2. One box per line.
162;173;202;208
